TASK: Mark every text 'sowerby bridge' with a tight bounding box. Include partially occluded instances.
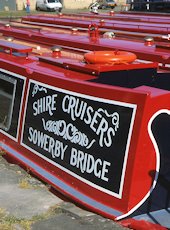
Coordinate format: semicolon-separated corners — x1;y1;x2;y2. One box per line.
0;11;170;230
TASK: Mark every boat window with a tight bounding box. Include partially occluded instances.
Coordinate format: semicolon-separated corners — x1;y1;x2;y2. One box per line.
0;74;16;131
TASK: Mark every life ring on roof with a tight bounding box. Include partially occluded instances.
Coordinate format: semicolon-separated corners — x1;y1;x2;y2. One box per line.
84;50;137;64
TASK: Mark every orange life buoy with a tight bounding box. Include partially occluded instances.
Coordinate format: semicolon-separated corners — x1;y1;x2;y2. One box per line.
84;50;137;64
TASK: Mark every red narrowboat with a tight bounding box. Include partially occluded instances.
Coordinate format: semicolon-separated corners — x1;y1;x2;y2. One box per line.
0;13;169;229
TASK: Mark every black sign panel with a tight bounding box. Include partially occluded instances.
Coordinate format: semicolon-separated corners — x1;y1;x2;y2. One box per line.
22;80;136;197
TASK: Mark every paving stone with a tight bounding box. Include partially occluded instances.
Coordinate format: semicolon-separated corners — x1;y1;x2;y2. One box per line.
0;156;127;230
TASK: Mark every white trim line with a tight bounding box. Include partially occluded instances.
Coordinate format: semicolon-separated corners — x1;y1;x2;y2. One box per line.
116;109;169;220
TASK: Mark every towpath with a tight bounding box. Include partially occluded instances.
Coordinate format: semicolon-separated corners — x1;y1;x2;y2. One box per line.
0;155;128;230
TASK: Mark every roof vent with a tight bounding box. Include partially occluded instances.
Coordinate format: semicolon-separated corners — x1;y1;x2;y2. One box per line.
71;27;78;35
110;11;114;16
100;19;105;25
144;36;154;46
5;23;10;29
51;46;62;58
103;32;115;39
5;36;14;42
